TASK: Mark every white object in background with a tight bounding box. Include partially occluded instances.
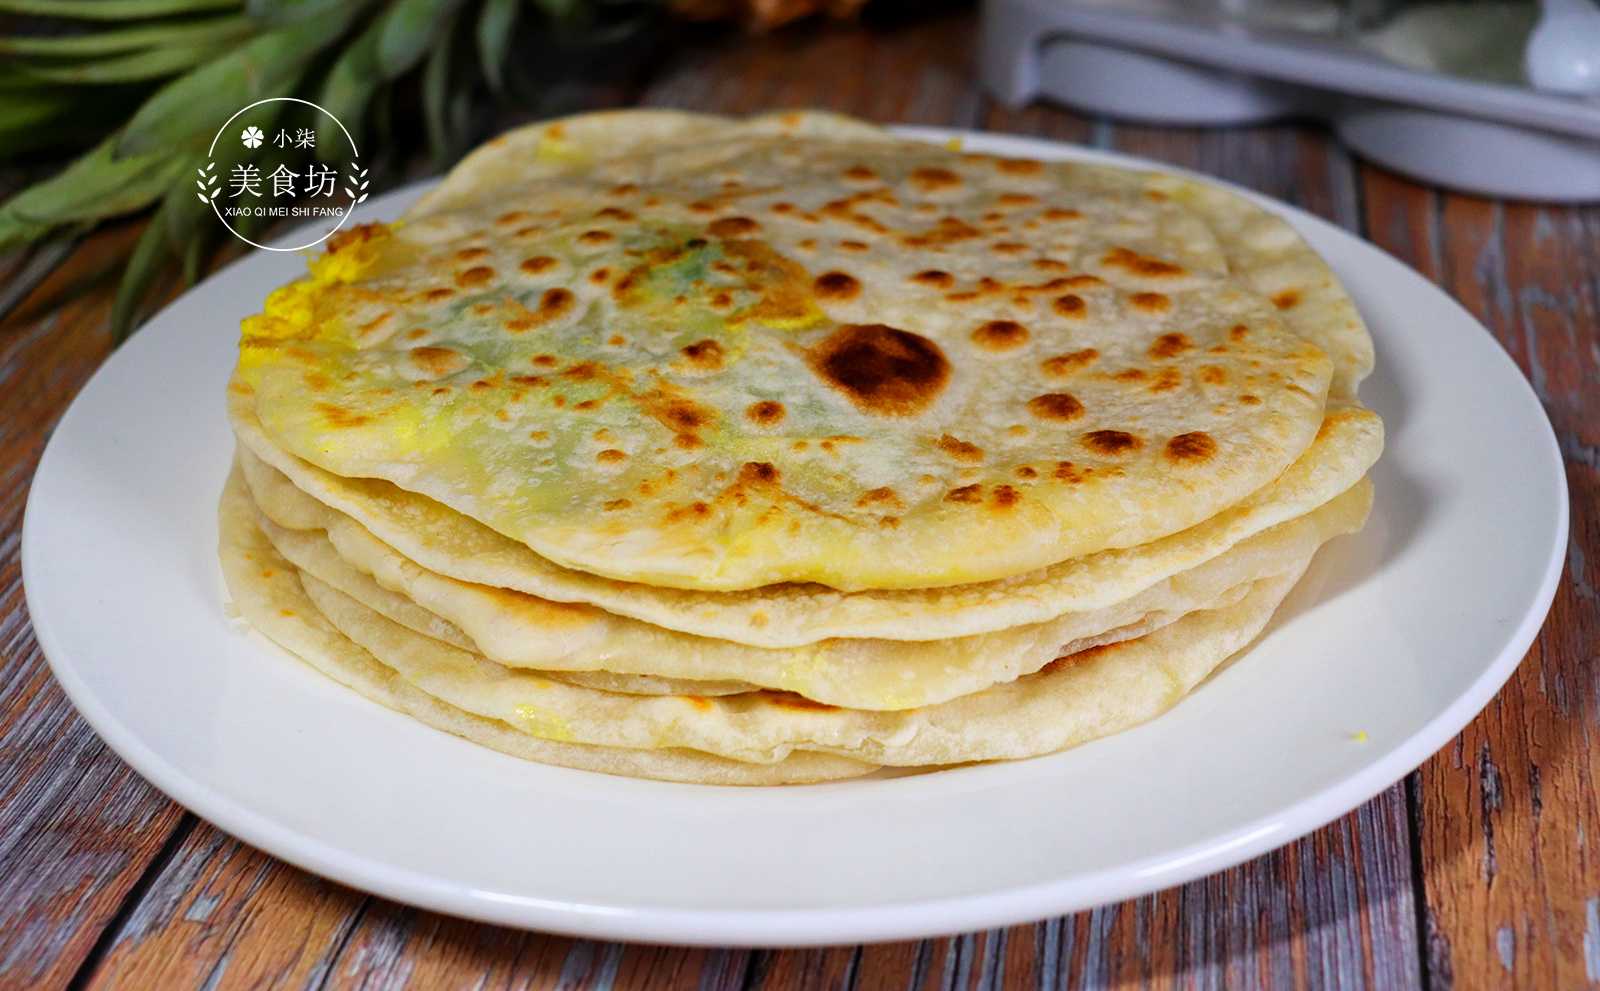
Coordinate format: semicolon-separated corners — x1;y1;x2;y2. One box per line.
1526;0;1600;94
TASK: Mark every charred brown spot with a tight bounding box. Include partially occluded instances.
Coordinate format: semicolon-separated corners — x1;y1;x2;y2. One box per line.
991;242;1028;255
317;402;369;428
1027;392;1085;421
1103;247;1185;278
1149;367;1183;393
1273;289;1302;310
594;206;634;222
1149;333;1193;359
813;271;861;301
578;229;614;246
708;216;760;238
945;484;983;503
842;164;878;182
409;346;469;379
911;269;955;288
991;484;1020;509
423;287;456;303
520;256;557;275
995;158;1043;175
745;400;786;427
1240;393;1263;405
997;192;1038;206
1042;207;1084;222
602;498;632;511
971;319;1030;351
496;210;531;225
1083;430;1142;456
1165;431;1217;463
680;339;725;371
909;166;962;192
740;461;780;484
596;448;627;464
454;266;495;289
1130;292;1171;314
326;223;382;254
856;486;903;509
936;433;984;462
1042;349;1099;377
1230;323;1250;342
806;324;950;416
1053;294;1087;318
455;247;489;262
1015;465;1039;479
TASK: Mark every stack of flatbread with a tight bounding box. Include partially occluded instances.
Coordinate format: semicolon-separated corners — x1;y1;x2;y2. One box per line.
220;111;1382;784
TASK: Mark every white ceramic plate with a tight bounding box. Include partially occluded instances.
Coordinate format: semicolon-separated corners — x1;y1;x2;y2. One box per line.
23;128;1566;946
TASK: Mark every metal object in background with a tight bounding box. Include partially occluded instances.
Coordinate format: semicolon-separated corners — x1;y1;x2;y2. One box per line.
980;0;1600;200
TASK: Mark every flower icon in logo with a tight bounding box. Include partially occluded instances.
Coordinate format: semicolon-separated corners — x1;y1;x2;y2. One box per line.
240;125;265;149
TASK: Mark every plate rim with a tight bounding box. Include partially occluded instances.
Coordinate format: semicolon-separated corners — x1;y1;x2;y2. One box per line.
21;125;1570;946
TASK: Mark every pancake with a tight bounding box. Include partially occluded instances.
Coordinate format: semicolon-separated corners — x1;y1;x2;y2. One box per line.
232;394;1380;647
218;467;873;784
232;110;1353;591
249;457;1371;709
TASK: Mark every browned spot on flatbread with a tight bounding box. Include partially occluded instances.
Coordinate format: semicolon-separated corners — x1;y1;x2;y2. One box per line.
1083;429;1142;455
971;320;1029;351
708;216;760;238
856;486;903;509
1053;294;1087;318
1165;431;1217;463
990;485;1020;509
680;339;725;372
505;288;575;333
994;158;1043;175
745;400;785;427
1149;333;1193;359
317;403;370;428
813;271;861;301
945;484;983;503
408;346;469;379
1042;349;1099;377
596;449;626;465
1130;292;1171;314
1273;289;1301;310
936;433;984;462
326;223;383;255
1103;247;1186;278
909;166;962;192
520;256;556;275
739;461;780;485
1027;393;1084;421
910;269;954;288
806;324;950;416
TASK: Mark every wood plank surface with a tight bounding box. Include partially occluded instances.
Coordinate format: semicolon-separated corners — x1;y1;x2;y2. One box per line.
0;8;1592;989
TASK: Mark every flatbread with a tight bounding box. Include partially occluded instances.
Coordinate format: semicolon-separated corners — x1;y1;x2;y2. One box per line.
233;394;1381;646
232;110;1346;590
249;454;1371;709
298;558;1314;767
218;467;873;784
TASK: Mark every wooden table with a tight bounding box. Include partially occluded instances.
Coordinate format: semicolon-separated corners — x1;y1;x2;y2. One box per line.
2;10;1594;989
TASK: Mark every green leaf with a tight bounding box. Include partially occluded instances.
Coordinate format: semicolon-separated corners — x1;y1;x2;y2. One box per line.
0;136;185;249
245;0;351;24
10;43;233;84
530;0;579;20
0;0;240;17
0;15;253;56
317;0;463;155
115;5;362;157
111;197;179;342
377;0;466;77
422;7;461;166
475;0;517;95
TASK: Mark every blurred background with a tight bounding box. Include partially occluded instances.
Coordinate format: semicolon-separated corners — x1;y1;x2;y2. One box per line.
1;0;1595;337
